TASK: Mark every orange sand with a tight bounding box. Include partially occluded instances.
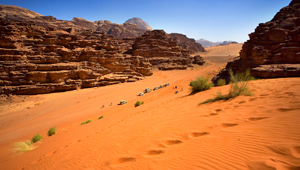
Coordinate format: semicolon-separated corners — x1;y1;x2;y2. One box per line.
1;44;300;170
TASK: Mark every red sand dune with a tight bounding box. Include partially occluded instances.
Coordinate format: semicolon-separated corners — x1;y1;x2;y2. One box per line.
1;44;300;170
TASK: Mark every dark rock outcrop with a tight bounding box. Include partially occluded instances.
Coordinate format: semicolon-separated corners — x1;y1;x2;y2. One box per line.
0;18;152;95
132;30;205;70
169;33;206;53
212;0;300;84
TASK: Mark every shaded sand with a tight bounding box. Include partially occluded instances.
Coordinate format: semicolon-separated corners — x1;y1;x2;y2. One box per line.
1;44;300;170
199;43;243;64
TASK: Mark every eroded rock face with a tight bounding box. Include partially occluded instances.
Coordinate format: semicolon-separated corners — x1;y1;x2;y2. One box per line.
212;0;300;84
0;18;152;95
169;33;206;54
0;5;148;39
132;30;205;70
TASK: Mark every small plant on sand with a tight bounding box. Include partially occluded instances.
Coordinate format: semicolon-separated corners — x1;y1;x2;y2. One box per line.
230;68;256;82
31;134;43;143
47;127;57;136
199;69;254;105
98;115;104;119
189;76;214;94
81;119;92;125
134;101;144;107
12;141;36;153
217;79;226;86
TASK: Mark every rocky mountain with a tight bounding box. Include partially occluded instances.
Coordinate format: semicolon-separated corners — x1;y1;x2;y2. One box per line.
0;5;42;20
0;18;152;95
169;33;206;53
0;5;148;39
132;30;205;70
212;0;300;84
124;17;152;30
0;5;207;95
197;38;238;47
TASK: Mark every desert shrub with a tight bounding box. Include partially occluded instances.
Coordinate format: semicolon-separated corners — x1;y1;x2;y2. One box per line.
47;127;57;136
199;69;253;105
98;115;104;119
217;79;226;86
189;76;214;94
81;119;92;125
135;101;144;107
31;134;43;143
230;68;256;83
12;141;36;153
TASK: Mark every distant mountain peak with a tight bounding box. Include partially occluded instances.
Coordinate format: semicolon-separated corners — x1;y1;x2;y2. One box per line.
124;17;152;30
196;39;237;47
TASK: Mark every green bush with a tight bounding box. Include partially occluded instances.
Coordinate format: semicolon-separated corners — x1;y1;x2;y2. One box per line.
81;119;92;125
98;115;104;119
47;127;57;136
217;79;226;86
135;101;144;107
13;141;36;153
31;134;43;143
230;68;256;83
199;69;253;105
189;76;214;94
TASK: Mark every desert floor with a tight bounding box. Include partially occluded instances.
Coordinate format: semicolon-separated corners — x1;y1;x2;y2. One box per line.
1;43;300;170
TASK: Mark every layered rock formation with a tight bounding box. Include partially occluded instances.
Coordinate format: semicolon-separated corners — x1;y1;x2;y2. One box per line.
169;33;206;53
132;30;205;70
212;0;300;84
124;17;152;30
0;5;148;39
0;18;152;95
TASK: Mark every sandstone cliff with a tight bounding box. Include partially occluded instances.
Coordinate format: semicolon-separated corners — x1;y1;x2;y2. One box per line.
0;5;148;39
169;33;206;53
0;18;152;95
212;0;300;84
132;30;205;70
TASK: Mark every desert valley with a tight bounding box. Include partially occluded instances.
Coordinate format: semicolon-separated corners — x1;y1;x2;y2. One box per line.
1;0;300;170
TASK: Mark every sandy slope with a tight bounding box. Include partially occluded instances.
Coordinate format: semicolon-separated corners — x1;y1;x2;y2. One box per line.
1;44;300;170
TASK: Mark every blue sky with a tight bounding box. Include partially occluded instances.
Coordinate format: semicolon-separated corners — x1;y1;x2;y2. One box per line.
1;0;291;43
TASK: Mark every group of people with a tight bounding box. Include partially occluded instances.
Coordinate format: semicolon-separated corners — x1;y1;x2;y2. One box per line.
101;102;113;108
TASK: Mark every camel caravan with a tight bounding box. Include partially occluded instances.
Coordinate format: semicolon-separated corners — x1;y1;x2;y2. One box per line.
140;83;170;95
119;83;170;106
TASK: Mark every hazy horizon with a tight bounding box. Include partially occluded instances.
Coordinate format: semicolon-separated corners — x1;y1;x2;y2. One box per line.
1;0;292;43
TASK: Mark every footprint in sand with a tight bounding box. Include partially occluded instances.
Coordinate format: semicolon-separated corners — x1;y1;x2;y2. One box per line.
277;107;300;112
110;156;136;165
291;146;300;159
222;123;238;128
248;117;269;121
164;139;183;146
45;151;57;157
146;149;165;156
31;158;42;165
209;112;218;116
215;108;223;112
238;100;246;104
249;97;257;101
189;132;210;138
